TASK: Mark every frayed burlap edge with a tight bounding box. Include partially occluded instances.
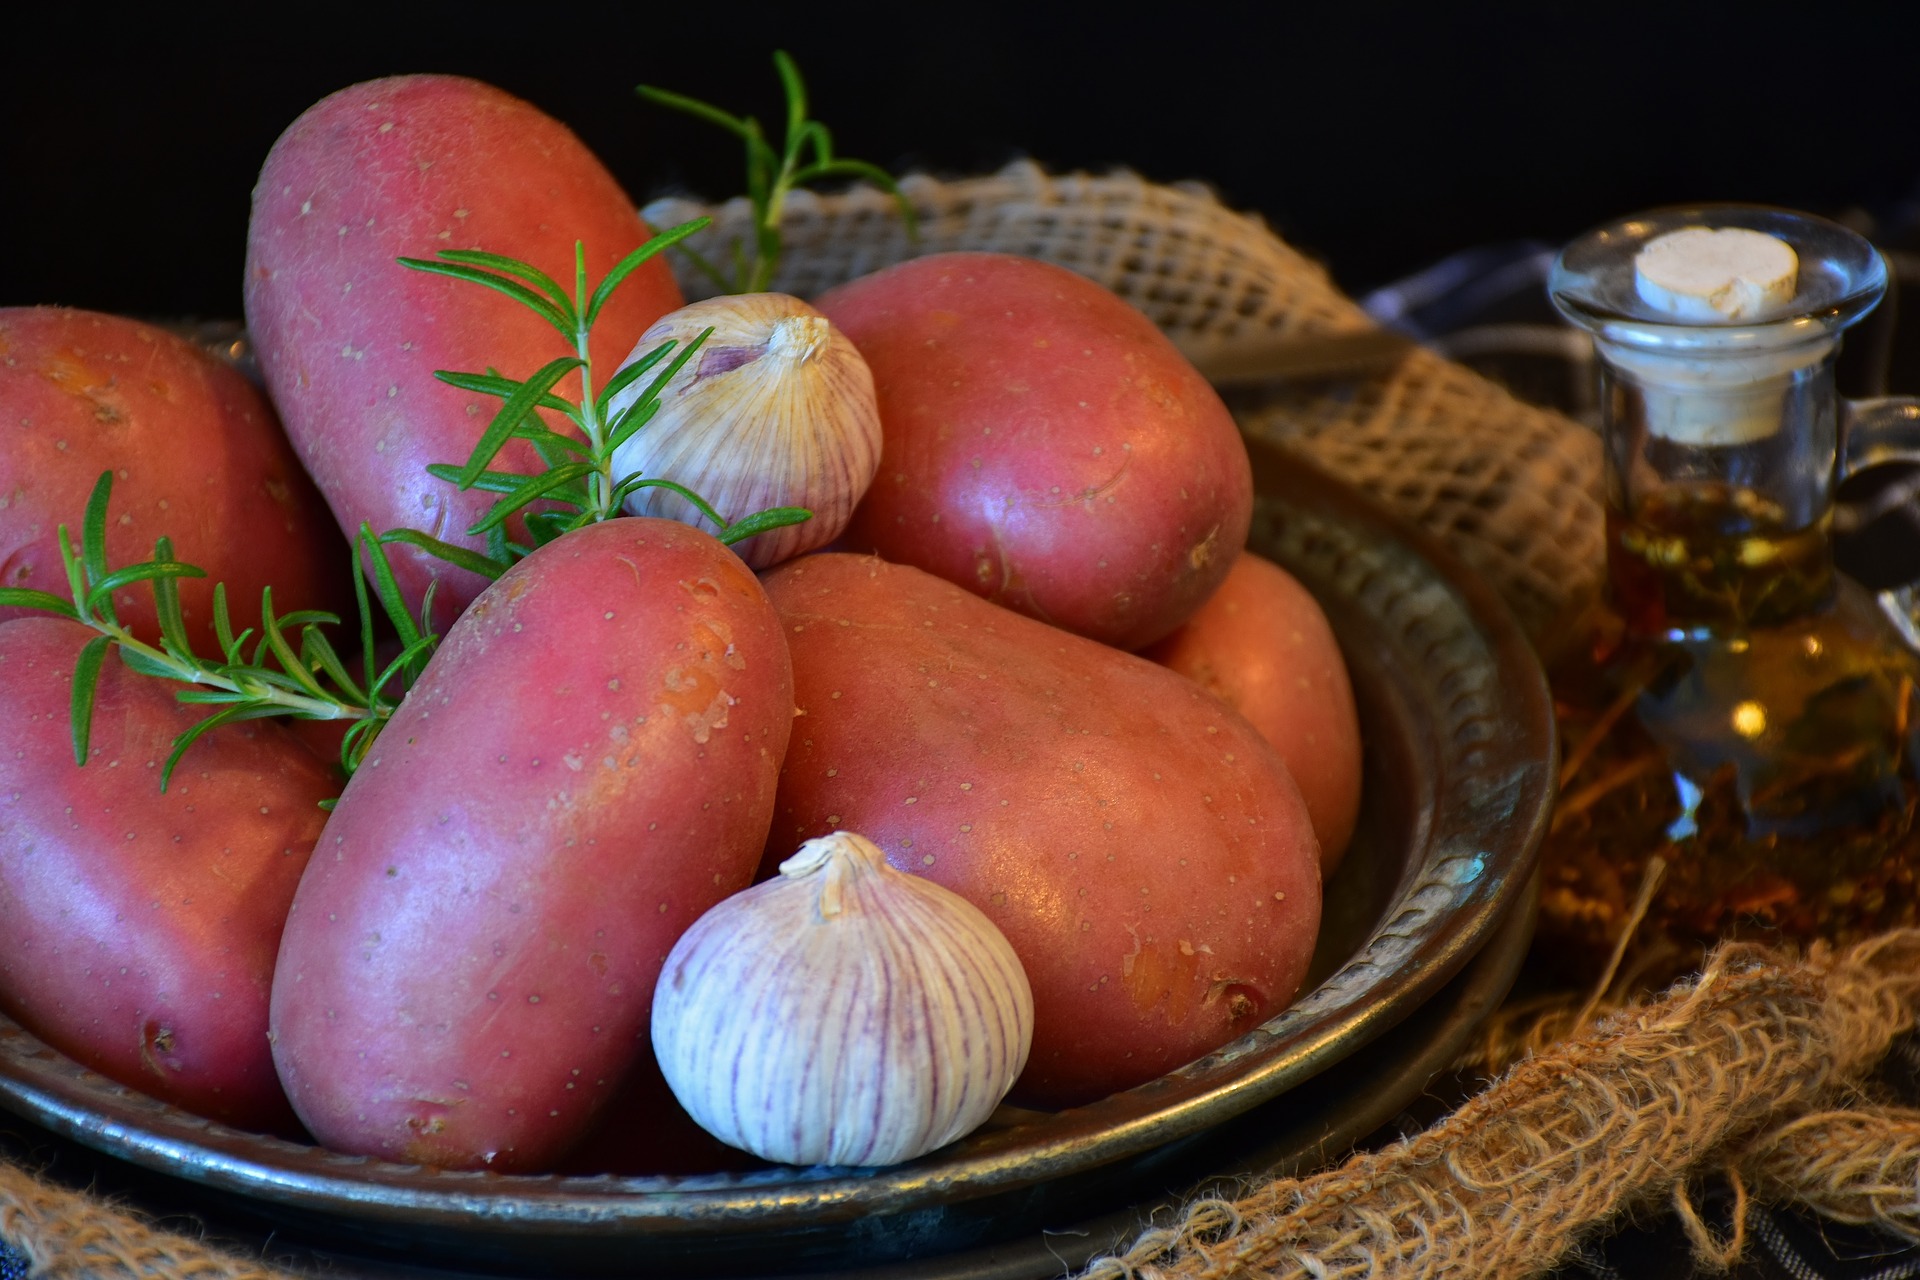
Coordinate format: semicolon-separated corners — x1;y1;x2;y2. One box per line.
1080;931;1920;1280
0;1158;283;1280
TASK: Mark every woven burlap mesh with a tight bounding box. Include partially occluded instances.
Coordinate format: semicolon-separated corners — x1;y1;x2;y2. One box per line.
644;161;1606;648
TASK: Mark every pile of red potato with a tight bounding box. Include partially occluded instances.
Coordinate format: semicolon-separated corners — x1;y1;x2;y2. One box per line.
0;74;1360;1173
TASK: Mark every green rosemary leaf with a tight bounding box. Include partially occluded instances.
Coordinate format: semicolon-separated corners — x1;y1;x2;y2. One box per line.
360;523;423;653
433;369;577;417
0;588;78;618
584;218;711;328
448;356;584;490
149;537;193;660
634;84;754;141
524;426;585;470
607;470;657;510
423;463;559;497
775;50;807;146
222;664;311;698
213;583;240;664
57;528;87;621
574;242;589;325
378;528;510;581
606;399;661;457
467;463;597;536
351;532;376;696
275;610;343;632
523;509;578;546
791;158;919;236
171;688;255;705
161;704;282;792
226;627;257;665
85;560;206;616
718;506;814;545
79;475;121;628
80;472;112;591
415;582;439;660
116;646;182;680
371;635;438;702
259;588;329;700
301;627;365;703
484;522;512;566
616;477;728;529
69;634;112;765
801;120;834;166
341;715;384;773
600;336;681;407
397;258;574;338
609;328;710;453
433;249;573;317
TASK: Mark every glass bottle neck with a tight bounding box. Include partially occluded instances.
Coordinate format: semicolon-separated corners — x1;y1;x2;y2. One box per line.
1597;343;1839;638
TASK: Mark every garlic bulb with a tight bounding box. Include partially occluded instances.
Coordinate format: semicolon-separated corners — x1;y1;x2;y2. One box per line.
605;293;881;568
651;830;1034;1167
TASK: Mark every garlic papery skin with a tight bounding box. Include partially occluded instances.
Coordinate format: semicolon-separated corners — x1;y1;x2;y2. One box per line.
605;293;881;569
650;830;1034;1168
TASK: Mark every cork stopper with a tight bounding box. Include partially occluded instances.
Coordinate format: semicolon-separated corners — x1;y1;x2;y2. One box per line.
1626;226;1813;446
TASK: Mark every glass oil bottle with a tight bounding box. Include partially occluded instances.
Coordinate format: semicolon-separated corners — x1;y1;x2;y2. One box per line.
1537;206;1920;982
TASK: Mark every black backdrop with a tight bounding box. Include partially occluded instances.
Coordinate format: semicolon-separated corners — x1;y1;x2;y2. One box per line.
5;1;1920;319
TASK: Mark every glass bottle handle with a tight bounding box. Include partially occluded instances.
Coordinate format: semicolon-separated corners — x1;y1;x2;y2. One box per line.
1840;397;1920;653
1842;397;1920;475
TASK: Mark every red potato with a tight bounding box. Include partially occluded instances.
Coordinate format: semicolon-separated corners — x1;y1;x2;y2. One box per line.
0;616;335;1135
244;75;684;632
817;252;1253;651
270;518;794;1172
0;308;348;653
761;553;1320;1109
1144;552;1363;872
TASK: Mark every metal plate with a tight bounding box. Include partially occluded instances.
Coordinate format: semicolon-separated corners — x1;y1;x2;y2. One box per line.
0;438;1555;1274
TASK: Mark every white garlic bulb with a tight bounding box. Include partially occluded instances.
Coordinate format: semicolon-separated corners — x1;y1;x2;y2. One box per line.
605;293;881;568
651;830;1034;1168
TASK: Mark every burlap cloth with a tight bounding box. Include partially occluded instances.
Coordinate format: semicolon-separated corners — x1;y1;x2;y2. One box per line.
9;167;1907;1279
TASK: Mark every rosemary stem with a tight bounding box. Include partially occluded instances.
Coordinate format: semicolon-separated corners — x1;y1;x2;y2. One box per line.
573;317;614;521
94;622;373;724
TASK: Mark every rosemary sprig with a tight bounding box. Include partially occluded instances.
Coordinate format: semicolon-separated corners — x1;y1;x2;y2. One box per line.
638;50;918;295
389;222;812;577
0;471;434;795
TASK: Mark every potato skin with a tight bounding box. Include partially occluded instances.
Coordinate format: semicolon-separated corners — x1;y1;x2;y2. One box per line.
761;554;1320;1108
1144;552;1362;872
817;253;1253;651
270;518;794;1171
0;616;334;1134
0;308;348;653
244;75;684;632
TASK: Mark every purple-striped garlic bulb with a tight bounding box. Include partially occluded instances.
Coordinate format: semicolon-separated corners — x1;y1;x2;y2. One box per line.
605;293;881;569
650;830;1034;1167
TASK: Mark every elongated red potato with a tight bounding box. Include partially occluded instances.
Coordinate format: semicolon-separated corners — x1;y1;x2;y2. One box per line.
244;75;684;631
1144;552;1362;872
0;308;348;653
762;554;1320;1108
0;616;334;1134
270;518;794;1171
817;252;1253;651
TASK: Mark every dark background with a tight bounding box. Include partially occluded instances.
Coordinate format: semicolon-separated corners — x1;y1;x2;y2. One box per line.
5;1;1920;319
